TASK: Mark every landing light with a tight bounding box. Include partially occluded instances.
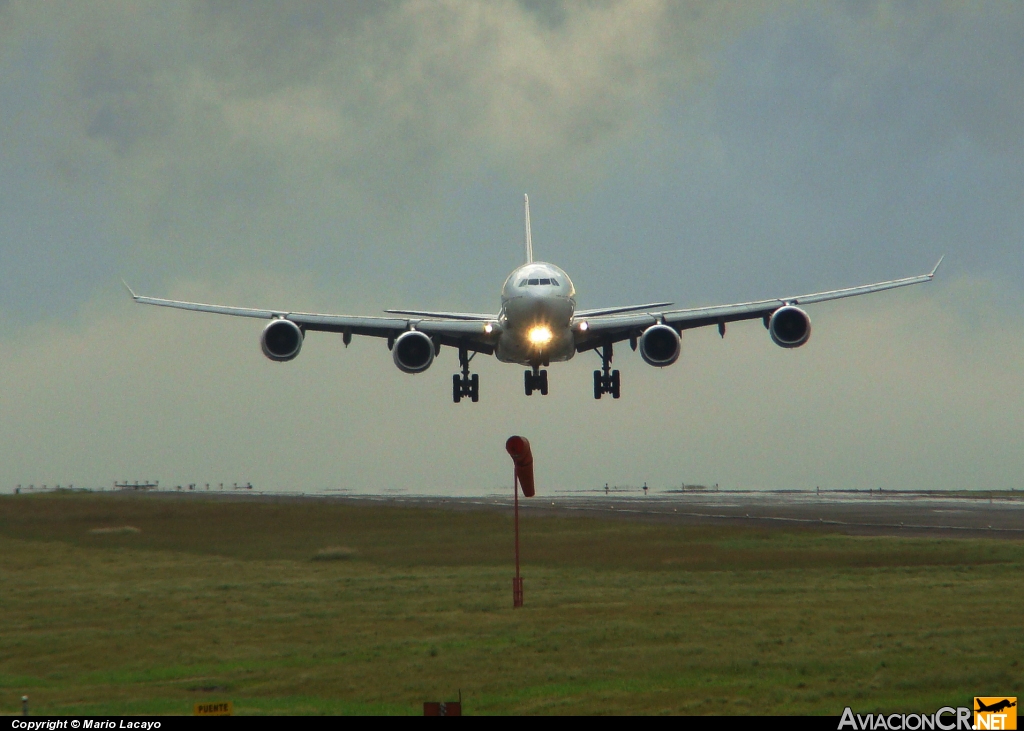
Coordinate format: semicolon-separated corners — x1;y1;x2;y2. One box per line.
578;321;589;332
527;325;553;346
484;323;493;334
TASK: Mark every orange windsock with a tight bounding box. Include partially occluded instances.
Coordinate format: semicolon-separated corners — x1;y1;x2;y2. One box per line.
505;435;535;497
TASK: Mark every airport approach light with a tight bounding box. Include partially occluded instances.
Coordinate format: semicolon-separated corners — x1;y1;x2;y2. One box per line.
528;325;553;345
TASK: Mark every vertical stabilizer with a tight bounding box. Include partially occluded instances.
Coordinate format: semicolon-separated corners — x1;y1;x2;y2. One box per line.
524;194;534;264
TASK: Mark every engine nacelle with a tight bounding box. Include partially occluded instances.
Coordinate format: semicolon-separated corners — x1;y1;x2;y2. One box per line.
639;324;681;367
769;306;812;348
261;319;303;362
392;330;435;373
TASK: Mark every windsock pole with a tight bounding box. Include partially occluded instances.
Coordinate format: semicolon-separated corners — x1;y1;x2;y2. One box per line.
505;435;532;608
513;469;524;608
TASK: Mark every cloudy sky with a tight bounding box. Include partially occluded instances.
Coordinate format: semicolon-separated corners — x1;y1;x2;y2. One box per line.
1;1;1022;495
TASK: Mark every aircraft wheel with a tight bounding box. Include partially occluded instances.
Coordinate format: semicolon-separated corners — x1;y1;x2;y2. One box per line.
611;370;621;399
524;370;533;396
539;370;548;396
470;373;479;402
452;374;462;403
594;370;603;399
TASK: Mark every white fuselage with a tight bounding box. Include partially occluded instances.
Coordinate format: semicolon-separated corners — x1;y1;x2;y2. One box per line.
497;262;577;366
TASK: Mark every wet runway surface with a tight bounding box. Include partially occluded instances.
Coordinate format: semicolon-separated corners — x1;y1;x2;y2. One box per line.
350;491;1024;539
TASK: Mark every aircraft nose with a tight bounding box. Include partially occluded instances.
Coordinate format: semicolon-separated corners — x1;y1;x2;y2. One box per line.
506;293;572;327
508;294;548;320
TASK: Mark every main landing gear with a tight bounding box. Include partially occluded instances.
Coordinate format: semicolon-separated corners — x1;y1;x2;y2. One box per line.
593;342;620;399
524;365;548;396
453;346;479;403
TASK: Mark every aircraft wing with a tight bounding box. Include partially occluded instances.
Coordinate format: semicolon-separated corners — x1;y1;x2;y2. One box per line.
124;285;501;353
574;302;674;317
574;258;942;352
384;309;497;320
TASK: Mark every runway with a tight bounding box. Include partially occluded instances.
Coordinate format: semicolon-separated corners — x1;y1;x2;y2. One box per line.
349;490;1024;539
76;486;1024;539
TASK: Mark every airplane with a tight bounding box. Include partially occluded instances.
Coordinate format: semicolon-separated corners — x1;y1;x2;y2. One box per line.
125;195;942;403
976;699;1016;714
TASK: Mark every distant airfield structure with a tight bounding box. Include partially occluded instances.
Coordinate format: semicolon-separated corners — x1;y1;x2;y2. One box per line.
15;484;86;494
171;482;252;491
114;480;158;491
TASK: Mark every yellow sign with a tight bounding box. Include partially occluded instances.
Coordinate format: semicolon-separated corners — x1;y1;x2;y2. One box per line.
975;698;1017;730
194;701;233;716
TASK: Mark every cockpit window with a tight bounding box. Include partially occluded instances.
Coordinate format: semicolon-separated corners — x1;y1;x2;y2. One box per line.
528;278;539;285
538;278;550;285
518;279;527;287
549;278;558;286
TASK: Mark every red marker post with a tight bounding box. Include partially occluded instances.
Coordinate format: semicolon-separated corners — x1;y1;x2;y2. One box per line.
505;436;535;608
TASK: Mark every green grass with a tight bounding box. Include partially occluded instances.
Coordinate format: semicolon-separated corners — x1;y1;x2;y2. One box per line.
0;492;1021;715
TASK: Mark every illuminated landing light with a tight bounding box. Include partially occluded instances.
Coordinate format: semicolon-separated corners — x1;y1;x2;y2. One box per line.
484;323;493;334
578;321;589;332
527;325;553;346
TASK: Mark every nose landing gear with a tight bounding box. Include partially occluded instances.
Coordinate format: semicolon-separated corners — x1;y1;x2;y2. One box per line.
453;346;479;403
524;366;548;396
593;342;620;399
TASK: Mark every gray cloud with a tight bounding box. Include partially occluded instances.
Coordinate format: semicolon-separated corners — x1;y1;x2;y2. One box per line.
1;2;1022;495
0;0;765;322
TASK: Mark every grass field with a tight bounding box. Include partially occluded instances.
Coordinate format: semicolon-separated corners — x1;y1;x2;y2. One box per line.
1;492;1021;715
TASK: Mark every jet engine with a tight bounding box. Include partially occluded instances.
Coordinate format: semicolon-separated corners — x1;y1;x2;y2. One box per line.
260;319;303;362
768;306;812;348
639;324;681;367
392;330;435;373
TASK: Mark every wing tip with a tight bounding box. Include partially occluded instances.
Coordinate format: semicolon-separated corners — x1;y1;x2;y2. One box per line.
121;279;139;300
929;256;945;279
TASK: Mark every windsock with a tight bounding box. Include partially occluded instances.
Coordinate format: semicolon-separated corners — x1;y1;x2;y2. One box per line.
505;435;535;497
